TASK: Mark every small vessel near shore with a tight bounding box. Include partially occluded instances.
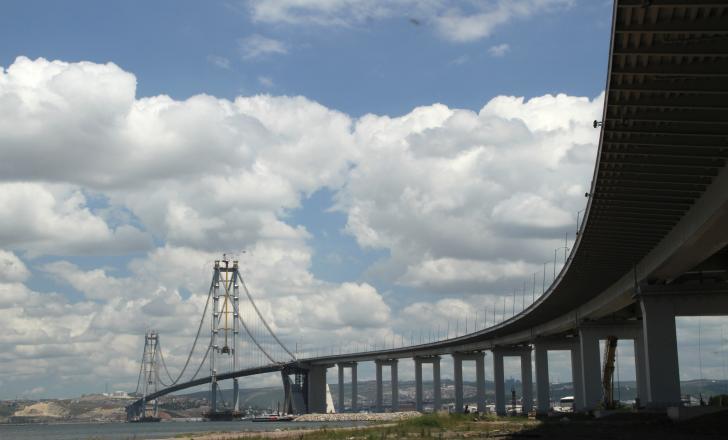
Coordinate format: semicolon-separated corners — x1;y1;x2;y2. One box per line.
251;413;295;422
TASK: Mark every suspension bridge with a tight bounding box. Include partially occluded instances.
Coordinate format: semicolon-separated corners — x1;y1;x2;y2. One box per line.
128;0;728;421
126;257;304;421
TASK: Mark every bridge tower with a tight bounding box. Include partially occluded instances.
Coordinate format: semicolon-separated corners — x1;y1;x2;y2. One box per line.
140;330;161;421
208;255;241;419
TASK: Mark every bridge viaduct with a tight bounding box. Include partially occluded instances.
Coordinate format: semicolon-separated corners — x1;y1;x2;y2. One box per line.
129;0;728;419
297;0;728;415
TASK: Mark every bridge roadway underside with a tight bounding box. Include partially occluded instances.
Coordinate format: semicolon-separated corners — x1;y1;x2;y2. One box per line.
299;0;728;413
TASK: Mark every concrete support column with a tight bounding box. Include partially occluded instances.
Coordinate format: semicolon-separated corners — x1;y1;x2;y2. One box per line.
233;378;240;412
633;333;648;407
579;328;602;411
210;381;218;413
521;349;533;413
351;364;358;412
534;344;549;414
493;350;505;416
337;364;345;413
476;354;486;414
375;361;383;412
640;297;681;408
391;360;399;411
453;355;464;413
413;356;441;412
306;365;328;413
570;343;585;411
375;359;399;412
414;358;423;411
337;363;357;412
432;357;441;411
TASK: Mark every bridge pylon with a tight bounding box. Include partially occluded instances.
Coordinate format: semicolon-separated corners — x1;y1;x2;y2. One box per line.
126;330;162;422
205;255;241;420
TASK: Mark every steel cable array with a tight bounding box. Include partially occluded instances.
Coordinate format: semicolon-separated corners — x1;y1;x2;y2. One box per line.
236;271;296;361
153;283;214;387
133;347;145;395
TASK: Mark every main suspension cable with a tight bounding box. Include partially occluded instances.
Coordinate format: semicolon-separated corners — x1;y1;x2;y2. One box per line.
133;341;146;395
153;282;215;386
191;344;211;380
158;344;175;385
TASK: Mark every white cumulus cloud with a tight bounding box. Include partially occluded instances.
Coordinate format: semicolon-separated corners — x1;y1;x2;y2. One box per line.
0;55;607;396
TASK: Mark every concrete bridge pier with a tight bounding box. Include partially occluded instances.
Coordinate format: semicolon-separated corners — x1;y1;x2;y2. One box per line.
578;327;603;411
640;295;681;409
633;332;648;405
636;285;728;409
577;321;645;411
570;343;585;411
534;338;584;414
534;344;549;414
492;347;531;416
521;349;533;413
232;378;239;412
493;350;505;416
452;351;486;413
210;379;218;413
305;365;329;413
375;359;399;411
414;356;441;411
337;362;358;412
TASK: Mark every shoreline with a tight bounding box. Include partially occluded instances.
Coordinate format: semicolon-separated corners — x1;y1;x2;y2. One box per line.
149;412;421;440
152;422;401;440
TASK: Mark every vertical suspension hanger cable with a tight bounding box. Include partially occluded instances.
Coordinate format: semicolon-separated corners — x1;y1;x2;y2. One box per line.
236;271;296;360
229;283;277;364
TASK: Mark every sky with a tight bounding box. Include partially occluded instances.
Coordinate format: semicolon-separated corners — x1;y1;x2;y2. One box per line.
1;0;727;400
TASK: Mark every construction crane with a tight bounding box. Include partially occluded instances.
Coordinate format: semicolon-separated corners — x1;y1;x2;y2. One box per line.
601;336;618;409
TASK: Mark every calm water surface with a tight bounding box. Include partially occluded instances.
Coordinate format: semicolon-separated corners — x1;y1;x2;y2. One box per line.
0;420;370;440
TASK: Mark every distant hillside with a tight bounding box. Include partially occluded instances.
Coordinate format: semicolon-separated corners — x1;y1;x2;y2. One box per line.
3;378;726;424
175;387;285;411
176;378;728;408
